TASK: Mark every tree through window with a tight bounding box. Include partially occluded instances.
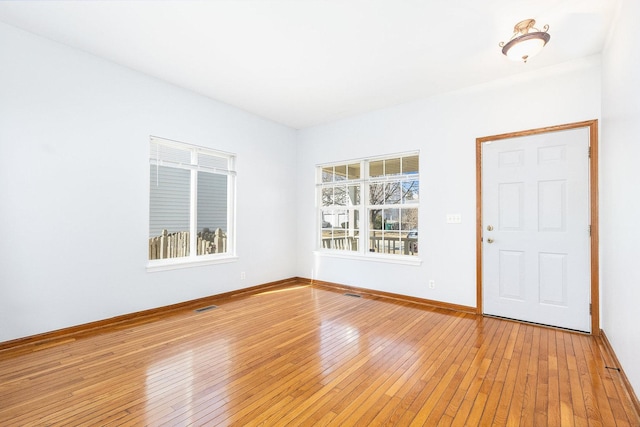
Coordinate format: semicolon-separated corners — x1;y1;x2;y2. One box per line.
318;153;419;257
367;155;419;255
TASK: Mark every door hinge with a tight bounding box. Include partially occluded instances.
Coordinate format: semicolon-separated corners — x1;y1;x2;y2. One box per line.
589;225;591;236
590;303;592;315
588;146;591;158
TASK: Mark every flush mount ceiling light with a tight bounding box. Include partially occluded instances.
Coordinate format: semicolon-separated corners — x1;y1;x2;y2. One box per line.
499;18;550;63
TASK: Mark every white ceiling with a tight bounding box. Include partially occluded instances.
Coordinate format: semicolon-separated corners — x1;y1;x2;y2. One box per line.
0;0;618;129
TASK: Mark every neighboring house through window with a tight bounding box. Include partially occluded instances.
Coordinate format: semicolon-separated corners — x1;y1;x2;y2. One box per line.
318;153;419;258
148;137;236;269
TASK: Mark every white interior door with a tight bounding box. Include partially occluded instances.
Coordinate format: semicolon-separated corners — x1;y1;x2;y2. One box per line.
482;127;591;332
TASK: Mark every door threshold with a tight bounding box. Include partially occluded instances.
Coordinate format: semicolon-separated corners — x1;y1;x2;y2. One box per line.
483;314;590;335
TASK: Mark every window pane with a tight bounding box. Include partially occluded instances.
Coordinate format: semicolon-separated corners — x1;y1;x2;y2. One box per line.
322;214;333;229
384;208;400;230
385;233;401;254
323;209;359;229
322;166;334;183
369;160;384;178
334;186;347;206
321;209;358;252
402;180;419;203
401;208;418;233
334;165;347;181
385;158;401;176
348;163;360;180
335;210;349;229
348;185;360;206
369;183;385;205
322;210;347;229
323;232;359;251
402;155;419;174
322;187;333;207
385;182;402;204
151;141;191;164
369;209;383;230
352;209;360;230
369;230;400;254
149;165;191;259
369;230;381;252
198;152;227;170
402;208;418;255
197;172;228;255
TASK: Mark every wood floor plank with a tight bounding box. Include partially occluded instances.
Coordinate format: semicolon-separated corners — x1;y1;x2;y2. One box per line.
0;280;638;426
544;331;558;427
493;323;527;426
448;318;502;426
412;320;481;425
505;324;535;427
477;321;517;426
556;330;577;426
587;340;619;424
520;325;540;427
533;327;549;426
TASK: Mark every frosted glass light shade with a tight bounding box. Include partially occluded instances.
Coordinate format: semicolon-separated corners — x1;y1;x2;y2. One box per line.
502;32;550;62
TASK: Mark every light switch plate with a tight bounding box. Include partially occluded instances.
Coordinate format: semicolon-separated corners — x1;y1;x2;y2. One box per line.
446;214;462;224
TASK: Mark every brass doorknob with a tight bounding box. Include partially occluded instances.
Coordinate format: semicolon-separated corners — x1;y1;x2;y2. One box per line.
487;225;494;231
487;238;495;243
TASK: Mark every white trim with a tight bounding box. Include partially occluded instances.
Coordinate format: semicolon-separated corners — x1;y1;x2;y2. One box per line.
149;159;236;176
314;250;422;266
148;136;237;264
317;152;419;258
226;156;237;256
150;135;235;159
315;149;420;168
146;255;239;273
189;149;198;257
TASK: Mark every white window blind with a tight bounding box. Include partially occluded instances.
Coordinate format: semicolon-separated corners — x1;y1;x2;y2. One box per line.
149;137;236;266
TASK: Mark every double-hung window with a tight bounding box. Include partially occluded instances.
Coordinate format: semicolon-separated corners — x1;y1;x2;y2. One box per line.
320;163;362;251
318;153;419;258
148;137;236;269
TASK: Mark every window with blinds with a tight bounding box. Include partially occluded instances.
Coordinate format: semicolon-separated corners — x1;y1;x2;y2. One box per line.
149;137;235;265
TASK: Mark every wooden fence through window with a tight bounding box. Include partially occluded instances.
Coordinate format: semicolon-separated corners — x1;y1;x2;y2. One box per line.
149;228;226;260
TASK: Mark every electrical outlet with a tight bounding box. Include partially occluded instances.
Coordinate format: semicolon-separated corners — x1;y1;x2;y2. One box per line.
429;280;435;289
240;271;246;280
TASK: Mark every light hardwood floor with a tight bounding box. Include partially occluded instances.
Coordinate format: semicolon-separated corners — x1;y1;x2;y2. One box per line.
1;280;638;426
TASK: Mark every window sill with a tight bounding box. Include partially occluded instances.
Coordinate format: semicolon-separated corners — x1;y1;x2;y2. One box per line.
313;250;422;266
146;255;238;273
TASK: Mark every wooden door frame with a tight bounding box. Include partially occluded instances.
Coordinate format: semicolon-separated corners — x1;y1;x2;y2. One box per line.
476;120;599;335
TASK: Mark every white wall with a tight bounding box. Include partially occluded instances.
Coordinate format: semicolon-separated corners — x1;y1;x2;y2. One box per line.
296;57;602;309
0;23;297;342
601;0;640;397
1;7;636;400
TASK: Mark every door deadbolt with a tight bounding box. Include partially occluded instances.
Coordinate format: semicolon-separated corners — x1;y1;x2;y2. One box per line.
487;225;494;231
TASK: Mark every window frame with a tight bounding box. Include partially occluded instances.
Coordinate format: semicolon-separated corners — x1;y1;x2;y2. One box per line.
316;151;420;265
147;136;237;272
